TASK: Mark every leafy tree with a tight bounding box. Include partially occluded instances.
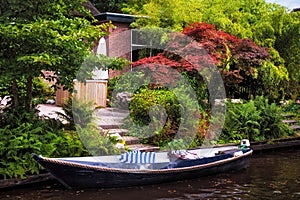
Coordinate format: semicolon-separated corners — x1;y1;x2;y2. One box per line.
91;0;129;12
275;11;300;99
123;0;287;46
123;0;202;30
132;23;287;100
122;0;297;100
122;0;149;14
128;23;278;144
0;0;110;109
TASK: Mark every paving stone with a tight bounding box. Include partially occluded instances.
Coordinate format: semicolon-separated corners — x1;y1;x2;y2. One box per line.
291;125;300;131
101;128;129;136
96;107;160;152
98;124;123;129
122;136;140;145
96;107;129;129
281;113;296;119
282;119;298;124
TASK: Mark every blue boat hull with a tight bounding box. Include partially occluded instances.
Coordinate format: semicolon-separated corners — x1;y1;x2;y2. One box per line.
33;149;252;189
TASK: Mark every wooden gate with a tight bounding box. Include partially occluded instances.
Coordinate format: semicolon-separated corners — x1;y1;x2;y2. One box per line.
73;80;107;108
56;80;107;108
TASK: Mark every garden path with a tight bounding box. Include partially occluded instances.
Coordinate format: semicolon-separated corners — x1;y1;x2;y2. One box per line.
37;104;159;152
96;107;160;152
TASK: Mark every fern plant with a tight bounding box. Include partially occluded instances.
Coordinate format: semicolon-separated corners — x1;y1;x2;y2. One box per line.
0;106;89;179
221;100;261;142
254;96;291;139
220;96;291;143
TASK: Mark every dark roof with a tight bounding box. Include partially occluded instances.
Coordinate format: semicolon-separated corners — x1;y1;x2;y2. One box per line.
94;12;136;23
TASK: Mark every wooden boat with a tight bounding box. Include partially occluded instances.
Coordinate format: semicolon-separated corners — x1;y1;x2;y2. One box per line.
32;140;252;189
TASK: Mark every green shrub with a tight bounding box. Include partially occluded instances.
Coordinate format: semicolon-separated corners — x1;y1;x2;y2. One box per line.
219;96;291;143
55;97;75;130
221;100;261;143
75;124;120;156
124;87;181;146
71;98;120;156
0;77;54;106
254;96;291;139
32;77;55;104
107;70;209;149
124;83;202;149
107;76;120;107
0;107;89;179
282;102;300;119
55;97;96;130
0;121;88;179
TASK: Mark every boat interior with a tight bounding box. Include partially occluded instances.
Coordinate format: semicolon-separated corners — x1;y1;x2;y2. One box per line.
51;145;243;170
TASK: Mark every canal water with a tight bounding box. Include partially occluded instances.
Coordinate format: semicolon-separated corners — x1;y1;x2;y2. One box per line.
1;148;300;200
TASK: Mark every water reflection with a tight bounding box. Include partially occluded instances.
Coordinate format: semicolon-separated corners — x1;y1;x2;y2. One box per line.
1;148;300;200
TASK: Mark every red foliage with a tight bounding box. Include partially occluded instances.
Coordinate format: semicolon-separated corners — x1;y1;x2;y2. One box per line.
232;38;269;67
182;22;239;62
132;53;180;68
131;22;269;87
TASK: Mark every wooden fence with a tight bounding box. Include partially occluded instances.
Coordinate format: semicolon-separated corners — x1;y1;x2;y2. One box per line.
56;86;70;106
56;80;107;108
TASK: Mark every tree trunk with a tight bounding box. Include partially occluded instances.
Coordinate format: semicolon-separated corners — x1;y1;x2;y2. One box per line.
12;78;19;107
26;76;33;109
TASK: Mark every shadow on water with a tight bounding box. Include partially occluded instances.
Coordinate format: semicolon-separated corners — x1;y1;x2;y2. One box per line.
1;149;300;200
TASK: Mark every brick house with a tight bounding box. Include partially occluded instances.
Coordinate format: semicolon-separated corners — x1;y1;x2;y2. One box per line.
93;12;136;77
57;7;140;107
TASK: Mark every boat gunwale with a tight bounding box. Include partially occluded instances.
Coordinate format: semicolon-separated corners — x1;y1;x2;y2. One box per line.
35;149;253;174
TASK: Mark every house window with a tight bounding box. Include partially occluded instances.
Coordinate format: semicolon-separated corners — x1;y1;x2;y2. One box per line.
131;29;164;62
131;29;157;62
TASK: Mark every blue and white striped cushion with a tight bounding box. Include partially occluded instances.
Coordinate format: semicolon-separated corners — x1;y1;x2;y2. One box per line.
119;150;156;163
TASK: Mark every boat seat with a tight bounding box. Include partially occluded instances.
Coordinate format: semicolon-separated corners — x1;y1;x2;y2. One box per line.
119;150;156;164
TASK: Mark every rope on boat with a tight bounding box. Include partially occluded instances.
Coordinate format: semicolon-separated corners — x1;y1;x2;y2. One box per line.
40;150;253;174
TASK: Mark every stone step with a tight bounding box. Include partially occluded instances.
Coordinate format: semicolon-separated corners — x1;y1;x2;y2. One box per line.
290;125;300;131
127;144;160;152
98;123;122;129
282;119;298;124
101;128;129;136
122;136;140;145
96;108;129;129
97;107;129;115
281;113;296;119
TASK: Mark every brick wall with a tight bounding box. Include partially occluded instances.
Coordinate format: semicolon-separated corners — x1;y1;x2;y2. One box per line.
107;22;132;77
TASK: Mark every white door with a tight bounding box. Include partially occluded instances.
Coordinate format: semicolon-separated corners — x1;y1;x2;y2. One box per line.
93;37;109;80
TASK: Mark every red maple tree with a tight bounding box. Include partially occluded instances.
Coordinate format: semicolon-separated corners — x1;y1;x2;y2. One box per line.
132;22;269;98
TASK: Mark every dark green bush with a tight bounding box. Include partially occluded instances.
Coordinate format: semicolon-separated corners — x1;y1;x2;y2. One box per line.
282;102;300;119
0;77;54;106
124;87;181;146
123;83;203;149
254;96;291;139
219;96;291;143
62;98;120;156
0;107;89;179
